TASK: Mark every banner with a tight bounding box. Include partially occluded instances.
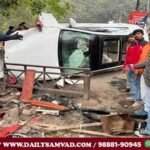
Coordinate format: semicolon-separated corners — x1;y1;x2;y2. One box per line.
128;11;148;28
0;138;149;149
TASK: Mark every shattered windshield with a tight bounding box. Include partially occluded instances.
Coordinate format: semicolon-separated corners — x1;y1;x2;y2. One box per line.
61;31;90;74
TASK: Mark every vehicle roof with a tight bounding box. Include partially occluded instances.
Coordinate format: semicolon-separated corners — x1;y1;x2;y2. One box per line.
39;12;148;39
59;23;145;36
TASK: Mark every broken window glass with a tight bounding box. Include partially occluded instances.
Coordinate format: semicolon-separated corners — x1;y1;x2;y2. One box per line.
61;31;90;74
102;40;120;64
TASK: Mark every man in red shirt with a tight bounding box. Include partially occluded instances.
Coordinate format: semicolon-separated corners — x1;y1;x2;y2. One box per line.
123;34;141;103
123;29;147;106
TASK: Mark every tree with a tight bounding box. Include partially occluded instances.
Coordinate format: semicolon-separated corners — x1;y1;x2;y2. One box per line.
0;0;72;31
66;0;149;23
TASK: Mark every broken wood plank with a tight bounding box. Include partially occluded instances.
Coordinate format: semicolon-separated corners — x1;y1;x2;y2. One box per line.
100;114;114;134
22;99;67;110
100;114;135;134
6;84;83;98
35;122;102;128
36;108;60;115
20;70;36;100
121;114;135;133
83;112;104;121
34;87;83;98
77;106;110;114
71;129;113;137
28;122;102;132
71;129;132;138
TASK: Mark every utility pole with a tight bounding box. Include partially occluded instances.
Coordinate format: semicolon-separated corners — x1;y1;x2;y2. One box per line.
147;0;150;12
146;0;150;31
136;0;140;11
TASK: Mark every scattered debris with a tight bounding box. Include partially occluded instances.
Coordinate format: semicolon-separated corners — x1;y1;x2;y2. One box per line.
36;108;60;116
100;114;135;134
11;133;28;138
2;105;19;127
22;99;68;110
22;109;35;116
0;124;21;137
28;122;102;133
0;89;12;97
82;112;103;121
0;71;144;137
75;105;110;114
0;94;19;103
134;130;144;138
16;126;31;134
71;129;113;137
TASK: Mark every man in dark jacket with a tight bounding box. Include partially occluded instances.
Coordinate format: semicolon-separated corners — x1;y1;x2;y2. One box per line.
0;32;23;41
0;32;23;80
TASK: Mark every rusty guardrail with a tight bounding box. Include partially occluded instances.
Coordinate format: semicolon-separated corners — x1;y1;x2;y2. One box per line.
4;63;91;100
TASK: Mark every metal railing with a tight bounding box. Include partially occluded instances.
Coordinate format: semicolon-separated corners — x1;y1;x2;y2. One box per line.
4;63;91;99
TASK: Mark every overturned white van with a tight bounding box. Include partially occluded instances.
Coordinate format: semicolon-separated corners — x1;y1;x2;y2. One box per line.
4;13;148;77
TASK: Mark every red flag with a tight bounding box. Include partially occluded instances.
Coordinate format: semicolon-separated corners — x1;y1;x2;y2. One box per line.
128;11;148;28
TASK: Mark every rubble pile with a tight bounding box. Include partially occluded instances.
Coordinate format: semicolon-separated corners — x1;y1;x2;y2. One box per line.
0;70;146;138
0;88;138;138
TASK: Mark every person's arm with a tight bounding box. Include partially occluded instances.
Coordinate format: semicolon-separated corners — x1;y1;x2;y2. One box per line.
0;32;23;41
134;61;147;69
123;45;129;70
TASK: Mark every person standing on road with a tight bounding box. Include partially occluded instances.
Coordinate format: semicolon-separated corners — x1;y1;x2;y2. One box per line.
123;33;142;104
134;49;150;136
130;29;148;107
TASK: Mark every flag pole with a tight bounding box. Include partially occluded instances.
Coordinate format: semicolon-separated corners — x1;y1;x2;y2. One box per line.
136;0;140;11
147;0;150;12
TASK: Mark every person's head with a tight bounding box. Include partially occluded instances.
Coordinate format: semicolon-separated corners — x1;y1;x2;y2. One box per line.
18;22;29;30
128;34;135;42
9;26;15;31
77;38;88;51
6;26;16;35
133;29;144;40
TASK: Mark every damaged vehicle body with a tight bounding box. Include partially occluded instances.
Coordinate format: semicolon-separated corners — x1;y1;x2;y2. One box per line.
4;13;148;77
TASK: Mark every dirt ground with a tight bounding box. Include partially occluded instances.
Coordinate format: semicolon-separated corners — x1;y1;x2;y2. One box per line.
40;70;139;137
1;70;142;137
74;70;134;112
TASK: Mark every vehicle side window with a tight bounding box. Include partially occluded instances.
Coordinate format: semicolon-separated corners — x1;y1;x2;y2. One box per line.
61;31;90;73
102;40;120;64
